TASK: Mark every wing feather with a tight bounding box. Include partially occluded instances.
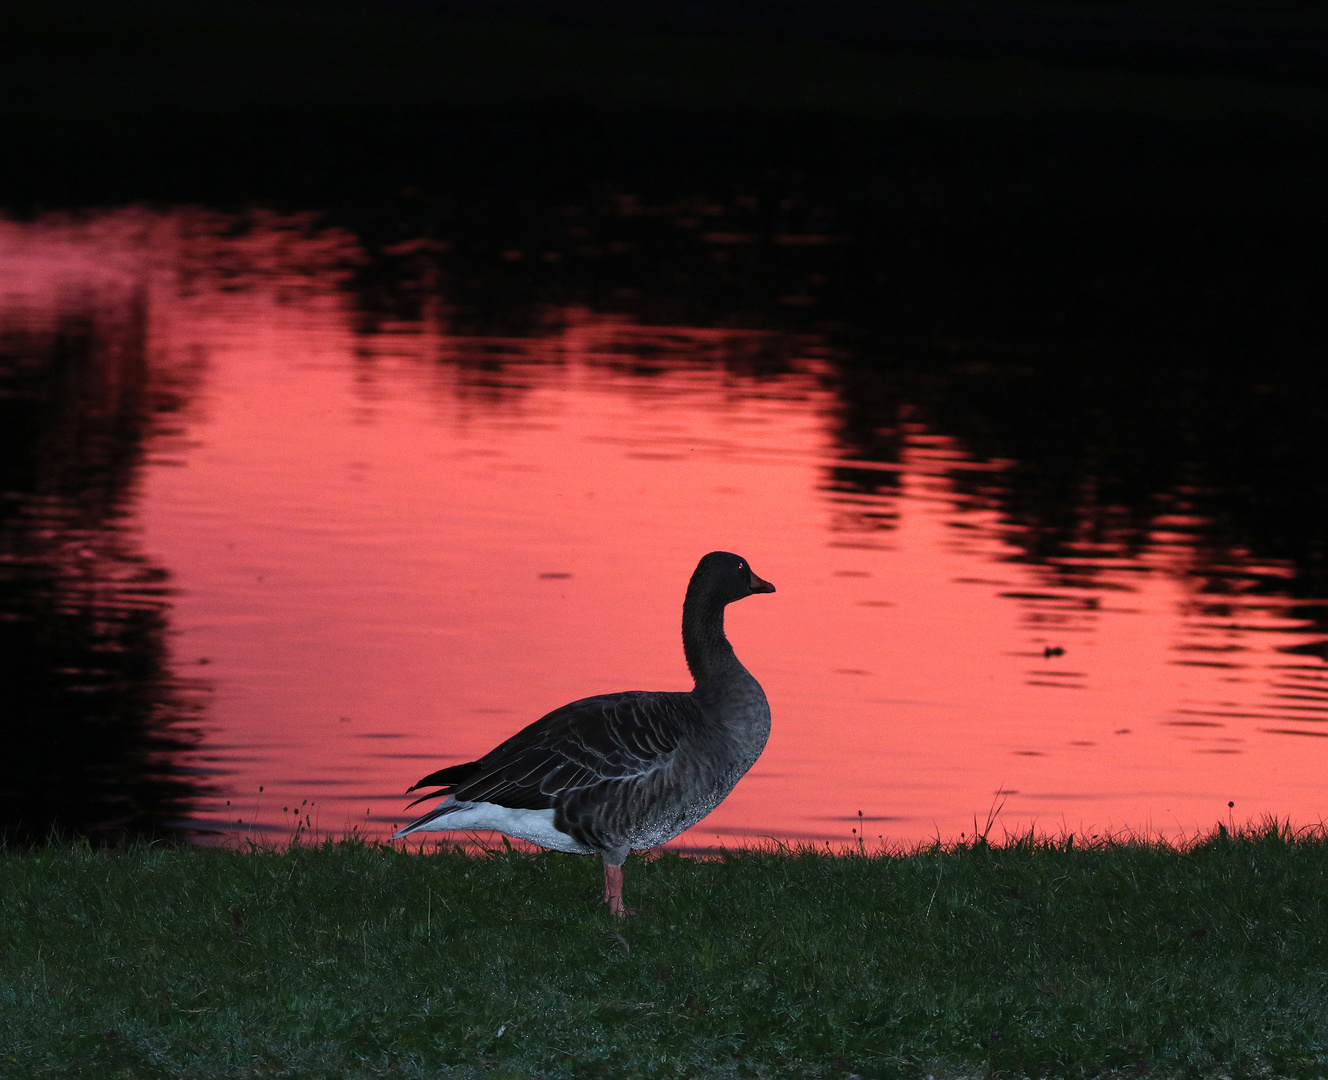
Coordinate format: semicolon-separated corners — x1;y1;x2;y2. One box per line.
405;691;704;813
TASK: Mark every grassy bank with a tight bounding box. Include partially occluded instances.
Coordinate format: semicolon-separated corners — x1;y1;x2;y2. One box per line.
5;0;1327;123
2;826;1327;1078
4;0;1327;208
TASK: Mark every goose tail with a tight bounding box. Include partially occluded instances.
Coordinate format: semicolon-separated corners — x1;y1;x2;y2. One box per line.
406;760;483;795
392;795;461;838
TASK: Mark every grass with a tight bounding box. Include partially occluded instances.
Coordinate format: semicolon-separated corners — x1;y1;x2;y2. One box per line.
2;824;1328;1079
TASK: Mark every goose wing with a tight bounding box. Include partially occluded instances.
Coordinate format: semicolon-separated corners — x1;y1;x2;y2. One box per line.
406;690;704;812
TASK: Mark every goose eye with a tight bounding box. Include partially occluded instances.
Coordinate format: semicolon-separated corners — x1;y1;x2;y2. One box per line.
737;562;745;570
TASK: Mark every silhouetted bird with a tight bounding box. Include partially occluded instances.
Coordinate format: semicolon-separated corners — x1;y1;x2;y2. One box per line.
395;551;776;915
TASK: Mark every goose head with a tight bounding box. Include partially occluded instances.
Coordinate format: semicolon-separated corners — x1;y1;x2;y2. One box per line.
690;551;776;606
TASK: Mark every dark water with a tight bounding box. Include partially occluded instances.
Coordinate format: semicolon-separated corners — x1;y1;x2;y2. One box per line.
0;242;205;842
3;0;1327;846
3;198;1326;849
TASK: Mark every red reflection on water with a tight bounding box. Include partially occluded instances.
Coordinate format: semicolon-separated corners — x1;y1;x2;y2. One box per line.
6;208;1328;850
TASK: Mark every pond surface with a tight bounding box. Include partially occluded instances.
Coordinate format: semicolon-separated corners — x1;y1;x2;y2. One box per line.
3;206;1327;849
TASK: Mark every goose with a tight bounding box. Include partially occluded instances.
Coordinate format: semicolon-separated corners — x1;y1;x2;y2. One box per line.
394;551;776;915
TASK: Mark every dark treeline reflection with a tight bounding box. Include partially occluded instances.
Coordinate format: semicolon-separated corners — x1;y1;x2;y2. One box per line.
829;356;1328;603
0;296;208;845
338;180;1328;609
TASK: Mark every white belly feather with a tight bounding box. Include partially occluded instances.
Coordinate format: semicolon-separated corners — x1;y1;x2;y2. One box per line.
394;797;594;855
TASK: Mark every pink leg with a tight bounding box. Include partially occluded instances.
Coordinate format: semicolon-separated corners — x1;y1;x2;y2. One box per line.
601;860;636;917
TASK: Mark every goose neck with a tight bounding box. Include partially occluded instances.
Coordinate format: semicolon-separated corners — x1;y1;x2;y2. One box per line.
682;589;740;687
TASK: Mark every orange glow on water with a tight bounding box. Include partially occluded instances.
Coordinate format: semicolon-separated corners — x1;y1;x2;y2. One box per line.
5;208;1328;849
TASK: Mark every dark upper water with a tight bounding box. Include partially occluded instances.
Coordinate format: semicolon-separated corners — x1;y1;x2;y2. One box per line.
3;198;1326;850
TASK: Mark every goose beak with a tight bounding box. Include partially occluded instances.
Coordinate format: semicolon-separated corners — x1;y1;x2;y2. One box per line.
749;571;776;594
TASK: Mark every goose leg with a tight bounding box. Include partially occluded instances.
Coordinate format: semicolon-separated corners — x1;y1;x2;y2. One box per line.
602;860;636;917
